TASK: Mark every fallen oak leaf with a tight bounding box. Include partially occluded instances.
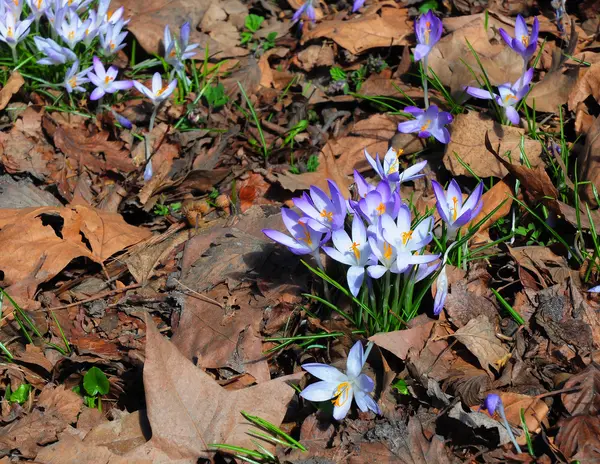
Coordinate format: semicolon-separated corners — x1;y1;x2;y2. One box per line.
561;362;600;416
556;415;600;461
141;315;294;459
0;71;24;111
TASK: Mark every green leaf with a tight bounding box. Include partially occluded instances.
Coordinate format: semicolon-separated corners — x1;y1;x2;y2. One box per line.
306;154;319;172
83;366;110;397
418;0;438;13
84;395;96;408
266;32;277;42
245;14;264;33
8;384;31;404
391;379;409;395
204;83;228;108
330;66;347;82
240;31;254;45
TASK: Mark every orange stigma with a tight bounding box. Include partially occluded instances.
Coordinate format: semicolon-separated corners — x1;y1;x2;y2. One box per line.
383;242;393;260
452;197;459;222
420;119;431;132
376;203;386;216
350;242;361;260
424;21;432;44
7;27;13;38
401;231;413;246
299;222;313;246
320;209;333;222
332;382;351;407
521;35;529;46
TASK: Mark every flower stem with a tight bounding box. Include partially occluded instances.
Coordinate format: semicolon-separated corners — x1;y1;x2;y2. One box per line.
422;57;429;109
312;250;331;301
11;46;17;63
143;104;160;180
498;404;522;454
382;271;391;331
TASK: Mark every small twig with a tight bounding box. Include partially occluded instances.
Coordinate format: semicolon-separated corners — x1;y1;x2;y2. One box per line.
172;278;224;308
46;283;141;311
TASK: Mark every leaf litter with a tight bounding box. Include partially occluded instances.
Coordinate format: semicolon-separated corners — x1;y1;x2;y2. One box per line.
1;0;600;462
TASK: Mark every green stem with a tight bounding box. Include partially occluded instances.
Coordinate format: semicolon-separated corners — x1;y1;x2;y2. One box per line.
11;46;17;63
422;57;429;109
382;271;391;331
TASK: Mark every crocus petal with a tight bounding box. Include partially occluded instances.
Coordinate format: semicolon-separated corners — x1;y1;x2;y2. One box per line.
461;182;484;213
413;44;431;62
323;246;355;267
346;341;365;379
433;267;448;315
517;67;534;89
109;80;134;91
530;17;539;44
588;285;600;293
397;119;422;134
332;388;354;420
151;72;162;94
447;179;463;211
263;228;301;250
505;106;520;125
431;180;450;223
302;363;347;382
398;160;427;183
403;106;424;116
347;265;365;297
354;389;380;414
465;86;494;100
355;372;374;392
430;126;450;144
514;15;528;42
331;229;353;255
90;87;105;100
498;27;511;47
92;56;105;78
300;381;338;402
367;265;387;279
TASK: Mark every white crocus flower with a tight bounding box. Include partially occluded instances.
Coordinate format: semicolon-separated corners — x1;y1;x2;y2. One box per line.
133;72;178;106
300;341;380;420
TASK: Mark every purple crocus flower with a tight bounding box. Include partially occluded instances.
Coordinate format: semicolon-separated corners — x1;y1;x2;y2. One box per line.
292;0;316;23
353;170;376;199
111;110;133;129
410;260;440;284
381;206;437;273
433;264;448;315
63;60;91;93
482;393;522;453
34;36;77;65
99;19;128;56
431;179;483;239
364;148;427;187
133;72;178;106
414;10;443;62
397;105;453;144
87;56;133;100
499;15;539;62
300;341;379;420
352;0;365;12
356;181;400;225
293;180;347;233
367;220;400;279
465;68;533;125
263;208;329;256
588;285;600;293
323;215;372;297
164;22;199;71
0;10;33;52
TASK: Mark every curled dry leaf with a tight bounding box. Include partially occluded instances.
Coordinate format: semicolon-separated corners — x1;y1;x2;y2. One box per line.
577;115;600;206
496;392;549;437
556;415;600;461
0;71;24;111
302;3;411;55
369;316;435;361
141;316;294;460
568;61;600;112
561;362;600;416
445;112;542;178
469;179;513;232
453;315;510;376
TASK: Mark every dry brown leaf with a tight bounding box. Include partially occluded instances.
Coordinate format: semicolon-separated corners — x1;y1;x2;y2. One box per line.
444;281;498;329
556;415;600;461
469;179;513;232
577;115;600;206
0;107;54;181
0;385;82;458
444;112;542;178
453;315;509;375
0;205;151;288
296;44;335;71
568;61;600;111
302;4;411;55
53;126;136;174
561;363;600;416
111;0;249;59
428;14;522;98
498;392;549;434
369;317;435;361
526;68;580;113
0;71;24;111
443;358;491;406
141;316;294;460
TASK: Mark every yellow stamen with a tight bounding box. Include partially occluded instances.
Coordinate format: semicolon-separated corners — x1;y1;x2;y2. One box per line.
503;93;517;104
104;75;113;84
401;231;413;246
521;35;529;47
37;0;42;8
169;49;176;58
424;21;431;44
376;203;386;216
7;27;13;38
299;222;312;246
452;196;459;222
12;0;18;5
69;77;77;88
68;31;75;41
332;382;351;407
156;85;169;96
395;148;404;159
383;242;393;260
420;120;431;132
350;242;361;260
320;209;333;222
110;42;116;50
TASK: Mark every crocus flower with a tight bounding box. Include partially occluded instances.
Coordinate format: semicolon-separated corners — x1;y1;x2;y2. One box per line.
263;208;328;256
355;181;400;225
6;0;24;16
99;20;128;55
0;11;33;53
588;285;600;293
34;36;77;64
87;56;133;100
26;0;49;20
381;206;437;273
352;0;365;12
55;9;88;48
293;180;347;233
433;263;448;315
323;215;372;297
431;179;483;239
397;105;453;144
499;15;539;62
300;341;380;420
482;393;522;453
292;0;316;23
367;221;400;279
63;59;91;93
413;10;443;62
465;68;533;125
364;148;427;187
164;22;199;71
353;170;376;199
133;72;177;106
411;260;440;284
111;110;132;129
